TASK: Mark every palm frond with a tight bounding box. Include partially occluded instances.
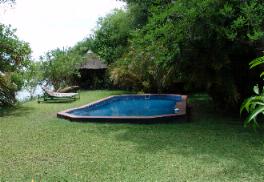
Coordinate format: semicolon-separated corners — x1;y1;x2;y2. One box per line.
243;106;264;127
249;56;264;69
240;96;264;114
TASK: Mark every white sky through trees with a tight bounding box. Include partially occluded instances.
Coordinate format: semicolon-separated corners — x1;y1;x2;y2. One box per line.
0;0;125;59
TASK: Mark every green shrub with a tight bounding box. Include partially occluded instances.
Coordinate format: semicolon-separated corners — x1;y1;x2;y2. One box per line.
241;56;264;128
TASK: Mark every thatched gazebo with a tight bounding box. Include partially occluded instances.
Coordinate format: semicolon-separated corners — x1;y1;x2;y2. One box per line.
78;56;108;89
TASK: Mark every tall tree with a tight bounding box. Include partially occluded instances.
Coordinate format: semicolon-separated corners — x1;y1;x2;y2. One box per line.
41;48;84;90
111;0;264;110
91;9;132;64
0;24;31;106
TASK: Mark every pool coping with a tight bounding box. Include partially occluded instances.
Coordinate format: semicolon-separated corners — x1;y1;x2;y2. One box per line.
57;94;188;123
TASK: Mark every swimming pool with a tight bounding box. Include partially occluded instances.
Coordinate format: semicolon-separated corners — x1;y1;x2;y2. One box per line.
57;94;188;123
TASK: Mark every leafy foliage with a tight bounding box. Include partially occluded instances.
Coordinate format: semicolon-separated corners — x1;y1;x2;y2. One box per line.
22;61;43;98
41;48;84;90
71;38;92;56
0;73;16;106
0;23;31;106
91;9;133;64
0;24;31;73
108;0;264;110
110;40;182;92
241;56;264;128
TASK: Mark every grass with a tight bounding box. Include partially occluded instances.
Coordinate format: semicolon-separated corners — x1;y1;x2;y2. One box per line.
0;90;264;181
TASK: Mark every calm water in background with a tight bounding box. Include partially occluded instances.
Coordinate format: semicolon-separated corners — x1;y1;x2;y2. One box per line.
16;85;43;101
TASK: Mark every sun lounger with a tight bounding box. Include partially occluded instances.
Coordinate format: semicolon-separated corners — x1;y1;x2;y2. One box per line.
37;87;80;103
56;86;80;93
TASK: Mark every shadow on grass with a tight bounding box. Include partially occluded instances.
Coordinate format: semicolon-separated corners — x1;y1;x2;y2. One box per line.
37;99;78;104
0;105;35;117
85;94;264;179
110;98;263;179
118;95;262;147
114;122;263;177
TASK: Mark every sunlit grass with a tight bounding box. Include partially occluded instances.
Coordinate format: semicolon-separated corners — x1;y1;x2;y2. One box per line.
0;90;264;181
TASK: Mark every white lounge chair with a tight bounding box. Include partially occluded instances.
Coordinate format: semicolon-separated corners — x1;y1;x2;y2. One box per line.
37;87;80;103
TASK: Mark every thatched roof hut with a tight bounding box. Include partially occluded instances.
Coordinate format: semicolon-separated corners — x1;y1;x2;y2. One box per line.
80;59;107;70
78;55;108;89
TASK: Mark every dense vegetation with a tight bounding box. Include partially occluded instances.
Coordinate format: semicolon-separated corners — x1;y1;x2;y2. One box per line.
40;48;85;90
241;56;264;128
90;0;264;110
1;0;264;126
0;23;31;106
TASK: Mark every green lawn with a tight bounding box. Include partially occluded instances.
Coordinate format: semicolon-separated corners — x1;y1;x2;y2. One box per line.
0;90;264;181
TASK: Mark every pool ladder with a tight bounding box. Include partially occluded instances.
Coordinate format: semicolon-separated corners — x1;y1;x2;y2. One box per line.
145;95;150;100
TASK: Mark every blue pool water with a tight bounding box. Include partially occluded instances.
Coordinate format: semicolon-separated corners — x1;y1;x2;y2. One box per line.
68;95;182;117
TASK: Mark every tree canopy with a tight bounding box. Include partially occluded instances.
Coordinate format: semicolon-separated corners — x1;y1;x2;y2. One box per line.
91;9;132;64
91;0;264;110
25;0;264;112
40;48;85;90
0;23;31;106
